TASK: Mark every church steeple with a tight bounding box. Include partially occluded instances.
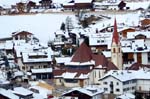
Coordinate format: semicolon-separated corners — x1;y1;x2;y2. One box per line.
111;19;123;70
112;18;119;45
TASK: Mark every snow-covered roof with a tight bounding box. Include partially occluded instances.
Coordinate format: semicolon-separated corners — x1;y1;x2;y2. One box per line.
75;0;93;3
0;70;9;84
65;60;95;66
0;88;19;99
101;69;150;82
62;72;77;79
116;93;135;99
62;86;104;97
22;47;52;63
126;1;150;10
31;68;52;73
55;57;71;64
11;87;33;96
0;40;13;50
102;51;111;58
78;73;89;79
14;71;24;77
121;39;150;53
89;33;112;46
127;31;150;39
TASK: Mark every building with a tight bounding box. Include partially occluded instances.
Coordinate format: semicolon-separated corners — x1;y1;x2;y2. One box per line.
12;31;33;43
111;19;123;70
0;88;19;99
62;86;104;99
99;69;150;96
53;42;118;87
11;87;33;99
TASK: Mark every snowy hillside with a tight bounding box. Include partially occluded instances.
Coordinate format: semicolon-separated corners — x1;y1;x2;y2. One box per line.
0;13;77;43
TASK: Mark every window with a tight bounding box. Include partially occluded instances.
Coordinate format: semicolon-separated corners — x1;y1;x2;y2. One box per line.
99;71;101;78
43;65;47;68
116;82;119;85
132;87;135;90
118;48;120;53
148;52;150;63
97;40;100;43
123;88;126;91
116;89;120;92
101;40;104;43
104;88;108;91
104;82;107;85
113;48;116;53
64;79;78;83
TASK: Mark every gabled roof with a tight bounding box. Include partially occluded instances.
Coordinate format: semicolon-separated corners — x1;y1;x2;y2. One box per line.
128;62;150;70
12;31;33;36
0;88;19;99
71;42;93;63
92;54;118;70
92;54;107;67
62;86;103;97
107;61;118;71
112;19;119;44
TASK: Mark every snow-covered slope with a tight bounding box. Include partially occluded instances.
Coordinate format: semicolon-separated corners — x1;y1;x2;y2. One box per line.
0;13;76;43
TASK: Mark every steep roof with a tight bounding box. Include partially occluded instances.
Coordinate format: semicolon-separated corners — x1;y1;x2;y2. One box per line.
92;54;118;70
92;54;107;67
71;42;93;63
107;61;118;71
112;19;119;44
128;62;150;70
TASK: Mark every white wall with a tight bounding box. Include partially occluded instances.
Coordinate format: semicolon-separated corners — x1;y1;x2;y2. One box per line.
142;52;148;64
100;76;123;95
136;79;150;92
92;69;105;84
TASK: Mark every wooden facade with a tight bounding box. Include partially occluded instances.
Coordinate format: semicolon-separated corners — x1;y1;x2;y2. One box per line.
121;28;135;38
12;31;33;42
75;3;93;9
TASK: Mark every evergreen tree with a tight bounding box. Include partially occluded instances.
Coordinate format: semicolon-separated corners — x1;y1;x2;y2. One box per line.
60;22;65;31
65;16;74;32
82;19;89;28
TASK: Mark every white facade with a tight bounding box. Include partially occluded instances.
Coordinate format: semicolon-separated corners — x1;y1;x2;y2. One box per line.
136;79;150;92
100;69;150;95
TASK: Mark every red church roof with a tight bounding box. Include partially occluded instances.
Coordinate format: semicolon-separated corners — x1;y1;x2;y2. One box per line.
71;42;93;63
70;41;118;71
112;19;119;44
92;54;118;70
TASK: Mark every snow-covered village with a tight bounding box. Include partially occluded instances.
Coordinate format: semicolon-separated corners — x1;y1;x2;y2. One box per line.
0;0;150;99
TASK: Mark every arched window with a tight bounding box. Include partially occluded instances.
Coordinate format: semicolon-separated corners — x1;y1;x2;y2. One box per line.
113;48;116;53
118;48;120;53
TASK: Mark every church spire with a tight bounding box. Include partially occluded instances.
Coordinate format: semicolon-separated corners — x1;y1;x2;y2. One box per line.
112;18;119;45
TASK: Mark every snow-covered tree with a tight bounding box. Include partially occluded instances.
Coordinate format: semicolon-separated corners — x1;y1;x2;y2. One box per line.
65;16;74;32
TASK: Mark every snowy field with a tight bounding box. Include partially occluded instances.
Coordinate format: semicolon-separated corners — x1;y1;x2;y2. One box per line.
0;11;141;43
0;13;77;43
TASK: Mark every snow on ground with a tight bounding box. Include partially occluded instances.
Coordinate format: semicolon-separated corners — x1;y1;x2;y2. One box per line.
0;13;77;43
0;10;142;44
126;1;150;10
90;11;141;31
